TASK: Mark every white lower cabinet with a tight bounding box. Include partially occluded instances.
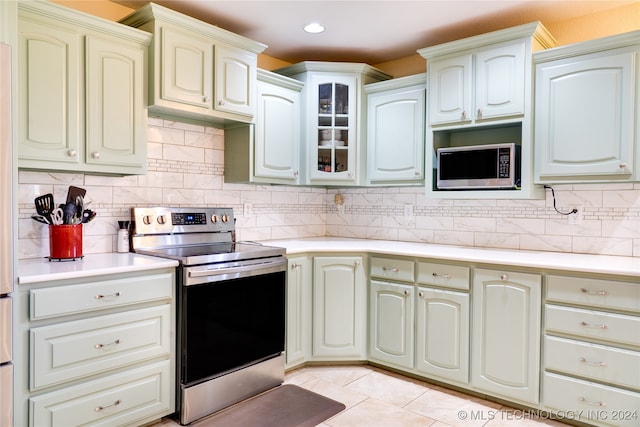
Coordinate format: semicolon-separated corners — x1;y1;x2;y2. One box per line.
471;268;541;404
285;256;311;368
312;256;366;359
369;280;415;368
543;274;640;426
415;287;469;384
16;267;176;427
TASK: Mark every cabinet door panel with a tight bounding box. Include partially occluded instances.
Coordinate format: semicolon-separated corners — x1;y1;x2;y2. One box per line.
215;44;256;116
369;281;414;368
160;26;212;108
255;82;300;180
472;269;541;404
85;35;146;168
18;20;80;163
367;88;424;182
416;287;469;383
475;41;525;119
312;257;365;358
428;55;472;124
536;50;635;178
286;257;311;366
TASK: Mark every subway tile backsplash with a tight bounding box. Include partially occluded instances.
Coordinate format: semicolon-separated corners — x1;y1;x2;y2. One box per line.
18;118;640;259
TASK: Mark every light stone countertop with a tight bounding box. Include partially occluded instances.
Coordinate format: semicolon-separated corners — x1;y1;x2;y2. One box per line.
262;237;640;278
18;253;179;285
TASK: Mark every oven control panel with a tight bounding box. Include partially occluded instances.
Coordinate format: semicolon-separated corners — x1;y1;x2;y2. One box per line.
131;207;235;235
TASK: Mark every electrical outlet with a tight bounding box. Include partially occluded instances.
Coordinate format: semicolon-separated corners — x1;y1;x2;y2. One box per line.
243;202;253;217
404;204;414;218
568;206;583;224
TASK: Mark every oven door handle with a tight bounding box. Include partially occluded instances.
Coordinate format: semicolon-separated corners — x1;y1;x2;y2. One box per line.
188;259;286;279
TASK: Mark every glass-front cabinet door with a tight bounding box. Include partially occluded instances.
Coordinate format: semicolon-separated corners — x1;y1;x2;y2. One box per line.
309;74;357;183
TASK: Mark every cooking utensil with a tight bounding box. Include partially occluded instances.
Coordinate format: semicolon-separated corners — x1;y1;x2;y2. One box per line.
63;201;77;225
34;193;55;224
31;215;50;225
66;186;86;204
74;195;84;223
82;209;97;223
51;208;64;225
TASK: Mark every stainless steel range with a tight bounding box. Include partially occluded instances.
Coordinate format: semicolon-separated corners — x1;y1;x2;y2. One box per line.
131;207;286;425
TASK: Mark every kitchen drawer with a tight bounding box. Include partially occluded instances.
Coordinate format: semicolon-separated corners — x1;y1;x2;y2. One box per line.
545;335;640;390
546;275;640;314
30;272;173;320
416;261;469;290
370;256;414;283
30;360;172;427
546;304;640;349
30;305;171;390
544;372;640;427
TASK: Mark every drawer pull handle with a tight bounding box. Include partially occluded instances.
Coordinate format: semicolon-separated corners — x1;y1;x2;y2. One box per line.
290;263;299;269
432;273;451;279
418;292;424;298
95;339;121;349
95;399;121;412
579;357;608;367
578;396;606;407
580;321;608;330
383;267;399;272
580;288;608;296
404;290;410;296
95;292;122;299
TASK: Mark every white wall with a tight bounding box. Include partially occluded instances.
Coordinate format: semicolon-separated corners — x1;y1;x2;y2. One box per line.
18;118;640;259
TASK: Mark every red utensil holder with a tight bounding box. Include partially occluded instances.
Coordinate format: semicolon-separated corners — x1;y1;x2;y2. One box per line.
49;224;83;260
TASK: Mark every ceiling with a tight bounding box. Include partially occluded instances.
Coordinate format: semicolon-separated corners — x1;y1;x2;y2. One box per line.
115;0;636;64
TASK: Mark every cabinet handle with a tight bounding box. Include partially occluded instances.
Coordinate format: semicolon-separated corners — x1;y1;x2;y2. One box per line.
354;261;360;267
294;171;299;177
580;321;608;330
414;171;420;177
580;288;608;296
432;272;451;279
578;357;608;367
91;151;101;159
620;162;627;169
95;399;121;412
95;291;121;299
218;100;225;106
290;263;300;269
382;266;399;272
95;338;121;349
202;96;209;102
418;291;424;298
404;290;410;296
477;108;483;119
461;110;467;120
500;274;508;281
578;396;606;407
67;149;77;157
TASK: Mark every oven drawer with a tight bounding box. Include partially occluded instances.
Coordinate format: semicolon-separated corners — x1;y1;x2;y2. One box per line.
30;272;173;320
416;261;469;290
544;335;640;390
370;257;414;283
543;372;640;427
546;275;640;314
545;304;640;349
30;360;172;427
30;305;171;390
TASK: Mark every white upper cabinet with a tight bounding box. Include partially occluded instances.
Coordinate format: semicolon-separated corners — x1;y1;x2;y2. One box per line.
275;62;391;186
427;40;526;126
534;31;640;183
224;70;303;184
120;3;266;126
365;74;426;185
418;22;556;199
18;1;150;175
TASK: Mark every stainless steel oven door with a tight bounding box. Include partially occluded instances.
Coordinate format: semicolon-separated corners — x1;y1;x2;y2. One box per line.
184;256;286;286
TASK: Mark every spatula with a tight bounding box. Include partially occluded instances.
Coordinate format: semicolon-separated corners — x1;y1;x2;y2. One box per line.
66;186;86;204
34;193;55;224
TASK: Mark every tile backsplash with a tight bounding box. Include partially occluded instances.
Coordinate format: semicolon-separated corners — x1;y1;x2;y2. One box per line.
18;118;640;259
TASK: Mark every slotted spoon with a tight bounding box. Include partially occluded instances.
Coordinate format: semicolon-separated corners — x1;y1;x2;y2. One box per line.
34;193;55;224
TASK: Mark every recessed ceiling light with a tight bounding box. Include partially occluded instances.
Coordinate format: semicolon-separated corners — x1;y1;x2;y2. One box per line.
303;23;325;34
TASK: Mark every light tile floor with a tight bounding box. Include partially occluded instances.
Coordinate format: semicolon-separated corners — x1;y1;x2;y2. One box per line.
156;364;569;427
284;365;568;427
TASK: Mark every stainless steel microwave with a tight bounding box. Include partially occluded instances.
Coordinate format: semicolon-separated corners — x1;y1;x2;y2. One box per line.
436;143;520;190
